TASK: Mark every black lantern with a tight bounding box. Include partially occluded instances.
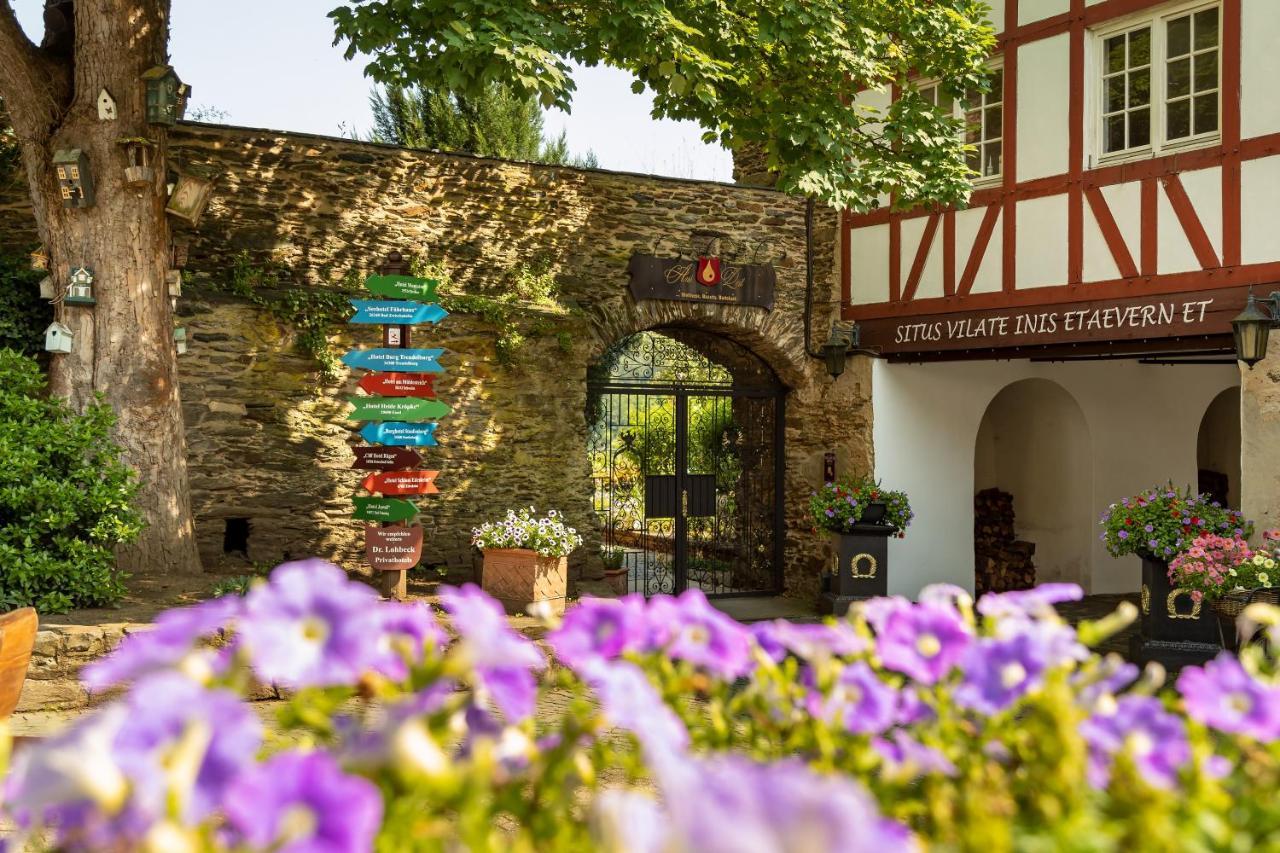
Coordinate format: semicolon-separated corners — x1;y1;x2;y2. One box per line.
1232;291;1280;368
823;321;860;379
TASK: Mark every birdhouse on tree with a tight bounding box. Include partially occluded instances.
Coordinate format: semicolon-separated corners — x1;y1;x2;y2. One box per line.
120;138;156;188
166;165;216;225
174;326;187;355
29;246;48;271
53;149;94;208
142;65;189;125
65;267;96;305
44;322;73;354
97;89;117;121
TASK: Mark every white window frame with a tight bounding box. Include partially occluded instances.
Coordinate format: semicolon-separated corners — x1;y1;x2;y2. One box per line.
905;60;1005;187
1091;0;1221;167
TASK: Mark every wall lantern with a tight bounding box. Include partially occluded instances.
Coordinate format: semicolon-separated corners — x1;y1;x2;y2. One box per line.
823;321;861;380
119;137;156;189
44;321;73;354
65;266;96;305
166;165;216;225
1232;291;1280;368
142;65;189;126
53;149;94;208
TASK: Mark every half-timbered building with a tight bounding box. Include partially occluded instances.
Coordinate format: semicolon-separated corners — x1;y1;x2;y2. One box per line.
844;0;1279;595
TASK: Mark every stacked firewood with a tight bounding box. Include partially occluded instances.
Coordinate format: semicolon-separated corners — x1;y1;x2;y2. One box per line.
974;488;1036;596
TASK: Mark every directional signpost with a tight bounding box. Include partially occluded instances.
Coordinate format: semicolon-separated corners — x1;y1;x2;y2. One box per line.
346;252;453;600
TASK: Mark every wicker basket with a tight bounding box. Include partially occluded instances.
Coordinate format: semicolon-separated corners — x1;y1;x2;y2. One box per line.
1210;588;1280;650
480;548;568;616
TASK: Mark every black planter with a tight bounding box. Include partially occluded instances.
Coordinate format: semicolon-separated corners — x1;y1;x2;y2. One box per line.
860;501;889;525
818;525;895;616
1130;554;1219;668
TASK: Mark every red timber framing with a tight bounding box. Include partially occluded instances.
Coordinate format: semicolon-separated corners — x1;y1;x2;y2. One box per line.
840;0;1277;330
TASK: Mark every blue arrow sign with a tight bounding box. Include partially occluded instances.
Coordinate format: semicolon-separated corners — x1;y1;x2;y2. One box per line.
348;299;448;326
360;421;439;447
341;348;445;373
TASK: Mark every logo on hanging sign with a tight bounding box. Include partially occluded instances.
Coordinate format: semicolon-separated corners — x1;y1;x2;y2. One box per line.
352;496;417;522
348;397;452;422
364;274;440;302
359;421;439;447
350;446;423;470
628;253;775;309
361;470;440;496
365;524;424;572
696;257;721;286
357;372;437;399
348;299;448;326
340;348;445;373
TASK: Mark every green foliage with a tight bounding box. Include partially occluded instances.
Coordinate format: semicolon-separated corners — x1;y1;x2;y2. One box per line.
810;476;913;535
369;83;596;166
330;0;996;210
1100;485;1251;560
0;253;52;356
0;351;140;613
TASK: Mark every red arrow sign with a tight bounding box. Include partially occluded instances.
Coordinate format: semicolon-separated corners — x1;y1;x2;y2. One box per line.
361;470;440;496
351;446;423;471
357;372;437;399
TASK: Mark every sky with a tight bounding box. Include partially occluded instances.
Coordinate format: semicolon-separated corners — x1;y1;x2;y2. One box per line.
12;0;733;181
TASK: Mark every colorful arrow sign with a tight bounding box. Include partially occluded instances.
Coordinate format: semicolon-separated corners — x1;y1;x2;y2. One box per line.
341;348;444;373
360;421;439;447
352;497;417;522
361;470;440;496
348;397;452;422
357;372;437;399
351;446;423;470
364;274;440;302
365;524;424;571
348;299;448;326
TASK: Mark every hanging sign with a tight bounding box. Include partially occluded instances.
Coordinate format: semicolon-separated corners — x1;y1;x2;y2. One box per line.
351;446;423;470
341;348;445;373
627;253;775;310
348;299;448;326
352;497;417;522
347;397;452;422
361;470;440;496
364;274;440;302
360;421;439;447
365;524;424;572
357;372;437;398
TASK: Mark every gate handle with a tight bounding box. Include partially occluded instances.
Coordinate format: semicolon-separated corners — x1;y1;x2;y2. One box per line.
682;489;688;516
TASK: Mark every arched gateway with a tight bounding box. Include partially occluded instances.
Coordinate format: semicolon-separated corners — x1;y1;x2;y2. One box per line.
586;328;785;596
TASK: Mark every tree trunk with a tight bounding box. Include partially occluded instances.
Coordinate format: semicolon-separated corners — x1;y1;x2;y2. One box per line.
2;0;200;575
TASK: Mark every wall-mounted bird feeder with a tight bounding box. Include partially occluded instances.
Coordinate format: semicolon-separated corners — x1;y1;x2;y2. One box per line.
174;326;188;355
166;165;216;225
44;321;73;354
97;89;117;121
142;65;189;126
119;137;157;189
65;266;95;305
30;246;48;271
53;149;94;208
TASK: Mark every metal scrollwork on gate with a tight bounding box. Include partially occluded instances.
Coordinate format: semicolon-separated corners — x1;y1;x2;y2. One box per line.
1141;584;1150;615
1167;588;1202;620
850;553;878;579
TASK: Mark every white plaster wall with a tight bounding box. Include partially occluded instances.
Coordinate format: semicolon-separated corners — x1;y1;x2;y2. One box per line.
1242;0;1280;140
848;224;891;305
873;358;1238;598
1016;34;1071;182
1016;193;1069;288
1019;0;1069;26
1241;155;1280;266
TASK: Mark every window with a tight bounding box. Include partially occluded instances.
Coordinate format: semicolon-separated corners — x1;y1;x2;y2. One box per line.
1098;3;1219;158
910;68;1004;181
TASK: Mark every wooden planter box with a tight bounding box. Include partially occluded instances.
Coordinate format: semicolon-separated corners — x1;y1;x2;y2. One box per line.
480;548;569;616
818;524;895;616
1130;554;1218;668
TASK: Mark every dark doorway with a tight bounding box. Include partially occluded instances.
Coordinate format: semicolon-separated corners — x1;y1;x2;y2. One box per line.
586;329;785;596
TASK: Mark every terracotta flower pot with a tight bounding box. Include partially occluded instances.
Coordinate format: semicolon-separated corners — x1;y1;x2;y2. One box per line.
480;548;568;616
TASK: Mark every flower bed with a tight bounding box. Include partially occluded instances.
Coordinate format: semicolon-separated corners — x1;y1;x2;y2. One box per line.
4;562;1280;850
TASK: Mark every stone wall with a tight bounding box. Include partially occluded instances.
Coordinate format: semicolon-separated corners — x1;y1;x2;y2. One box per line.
2;122;872;598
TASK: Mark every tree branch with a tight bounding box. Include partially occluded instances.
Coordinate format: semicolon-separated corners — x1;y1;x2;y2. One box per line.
0;0;71;143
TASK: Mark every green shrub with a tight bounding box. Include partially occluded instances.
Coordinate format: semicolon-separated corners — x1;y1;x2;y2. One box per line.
0;350;141;612
0;253;52;355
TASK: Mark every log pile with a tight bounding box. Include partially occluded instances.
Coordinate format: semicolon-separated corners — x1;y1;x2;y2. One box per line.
974;488;1036;596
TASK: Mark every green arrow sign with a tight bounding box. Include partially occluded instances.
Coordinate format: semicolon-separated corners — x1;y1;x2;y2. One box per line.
364;274;440;302
352;496;417;522
347;397;452;421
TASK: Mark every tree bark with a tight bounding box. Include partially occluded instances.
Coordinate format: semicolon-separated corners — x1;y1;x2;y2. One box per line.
0;0;200;575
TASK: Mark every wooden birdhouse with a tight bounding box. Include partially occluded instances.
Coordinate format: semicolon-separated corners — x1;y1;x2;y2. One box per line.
44;322;73;354
38;276;54;300
53;149;94;208
174;326;187;355
30;246;48;271
119;138;156;189
97;89;117;121
166;165;216;225
142;65;189;125
166;269;182;297
171;239;190;269
65;266;95;305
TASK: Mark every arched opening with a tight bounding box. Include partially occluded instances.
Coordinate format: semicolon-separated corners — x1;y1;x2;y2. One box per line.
1197;386;1241;509
973;379;1093;594
586;328;785;596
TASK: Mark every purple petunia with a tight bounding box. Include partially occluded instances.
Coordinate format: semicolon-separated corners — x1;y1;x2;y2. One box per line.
547;594;651;671
648;589;753;679
82;596;241;690
1080;695;1190;789
872;730;957;780
976;583;1082;620
750;619;866;662
955;634;1048;715
875;603;972;684
1177;654;1280;741
440;584;546;721
586;660;690;762
806;661;898;735
363;601;446;681
237;559;380;688
223;751;383;853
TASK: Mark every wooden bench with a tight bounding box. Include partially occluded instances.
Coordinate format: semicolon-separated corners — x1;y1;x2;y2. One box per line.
0;607;38;719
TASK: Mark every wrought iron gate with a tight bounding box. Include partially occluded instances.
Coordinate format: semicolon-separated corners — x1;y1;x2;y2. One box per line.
587;331;785;596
